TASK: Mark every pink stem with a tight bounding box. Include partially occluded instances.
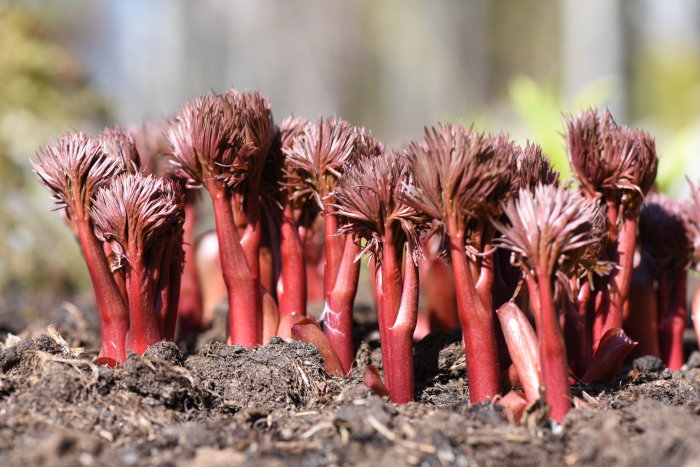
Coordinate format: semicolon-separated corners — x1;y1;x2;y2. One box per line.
76;215;129;362
207;181;261;347
277;200;307;339
536;269;570;422
449;227;500;403
607;216;637;331
324;235;361;373
625;260;661;358
124;243;162;355
692;286;700;356
385;246;419;403
177;191;204;333
659;266;688;370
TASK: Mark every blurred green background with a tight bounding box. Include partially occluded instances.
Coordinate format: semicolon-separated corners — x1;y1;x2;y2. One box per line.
2;0;699;318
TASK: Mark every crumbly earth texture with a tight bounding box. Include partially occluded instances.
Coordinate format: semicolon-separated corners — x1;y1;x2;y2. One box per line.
1;307;700;467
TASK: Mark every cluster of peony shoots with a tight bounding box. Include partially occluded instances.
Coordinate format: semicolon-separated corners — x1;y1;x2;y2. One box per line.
34;90;700;423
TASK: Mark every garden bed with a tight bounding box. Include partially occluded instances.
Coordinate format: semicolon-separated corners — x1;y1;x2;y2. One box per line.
1;305;699;467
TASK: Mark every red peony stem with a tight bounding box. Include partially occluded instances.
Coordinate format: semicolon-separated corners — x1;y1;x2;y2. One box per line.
449;228;500;403
419;243;458;332
692;286;700;357
625;261;661;359
124;242;162;355
277;200;307;339
323;235;361;373
208;182;261;347
384;250;419;403
536;269;570;422
659;266;688;370
75;214;129;362
323;206;346;299
177;191;204;333
606;215;637;331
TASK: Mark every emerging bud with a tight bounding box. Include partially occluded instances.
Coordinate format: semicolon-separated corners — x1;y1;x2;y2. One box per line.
129;120;172;176
565;108;657;212
639;192;693;273
99;125;141;174
511;142;559;194
494;184;606;279
168;89;273;189
334;150;422;262
284;117;357;208
33;132;125;218
91;173;184;269
402;123;512;238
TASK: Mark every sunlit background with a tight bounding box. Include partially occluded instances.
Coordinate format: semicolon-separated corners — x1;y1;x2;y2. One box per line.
2;0;700;320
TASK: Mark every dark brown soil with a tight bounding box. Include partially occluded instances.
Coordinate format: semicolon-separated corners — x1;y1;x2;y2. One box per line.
2;306;700;466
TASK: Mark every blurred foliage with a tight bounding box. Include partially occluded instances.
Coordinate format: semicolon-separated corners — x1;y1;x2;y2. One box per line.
0;2;108;317
499;75;616;180
501;74;695;195
630;46;700;195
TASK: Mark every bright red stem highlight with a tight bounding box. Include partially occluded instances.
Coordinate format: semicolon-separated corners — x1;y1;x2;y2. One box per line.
125;245;162;355
323;235;360;373
659;267;687;370
535;270;570;422
76;216;129;362
382;243;419;404
449;230;500;403
277;201;307;339
177;192;204;333
607;216;637;331
625;262;660;359
208;183;261;347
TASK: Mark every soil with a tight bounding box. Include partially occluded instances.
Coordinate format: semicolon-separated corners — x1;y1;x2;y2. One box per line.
2;302;700;466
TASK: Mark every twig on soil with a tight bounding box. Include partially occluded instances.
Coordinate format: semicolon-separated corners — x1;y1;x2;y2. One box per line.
366;415;437;454
24;350;99;387
300;421;336;439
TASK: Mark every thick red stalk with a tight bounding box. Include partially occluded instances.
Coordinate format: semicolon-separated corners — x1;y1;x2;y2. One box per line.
692;286;700;356
177;192;204;333
125;243;162;355
323;235;361;373
496;302;540;402
323;206;345;299
449;228;500;403
75;215;129;362
625;261;660;358
607;216;637;331
419;247;458;331
475;227;495;312
535;269;570;422
277;200;307;339
659;266;688;370
564;282;592;378
207;182;261;347
385;249;419;403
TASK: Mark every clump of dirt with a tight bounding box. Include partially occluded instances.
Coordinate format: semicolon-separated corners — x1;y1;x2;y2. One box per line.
1;322;700;466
